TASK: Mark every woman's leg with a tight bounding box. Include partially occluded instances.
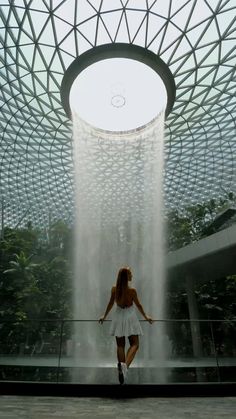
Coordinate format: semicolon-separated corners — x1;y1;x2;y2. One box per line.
116;336;125;363
116;336;126;384
126;335;139;368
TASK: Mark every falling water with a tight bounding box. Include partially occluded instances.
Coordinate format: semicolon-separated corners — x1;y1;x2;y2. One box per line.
72;111;166;383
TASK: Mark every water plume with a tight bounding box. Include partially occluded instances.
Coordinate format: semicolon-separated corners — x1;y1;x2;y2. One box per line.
72;111;166;382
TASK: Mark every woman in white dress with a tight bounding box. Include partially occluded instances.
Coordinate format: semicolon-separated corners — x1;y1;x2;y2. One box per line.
99;266;153;384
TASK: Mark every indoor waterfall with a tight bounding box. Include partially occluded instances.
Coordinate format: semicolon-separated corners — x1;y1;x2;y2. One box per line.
71;110;167;383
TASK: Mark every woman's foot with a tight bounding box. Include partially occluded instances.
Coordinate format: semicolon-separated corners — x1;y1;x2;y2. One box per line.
117;362;124;384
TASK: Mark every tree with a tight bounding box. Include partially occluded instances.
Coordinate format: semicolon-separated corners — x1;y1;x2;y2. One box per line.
3;251;41;320
166;193;235;251
0;222;73;356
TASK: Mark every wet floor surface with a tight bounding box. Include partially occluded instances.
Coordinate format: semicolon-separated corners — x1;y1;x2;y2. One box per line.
0;396;236;418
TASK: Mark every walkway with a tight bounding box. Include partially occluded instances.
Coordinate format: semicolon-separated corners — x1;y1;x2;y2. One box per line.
0;395;236;418
168;223;236;280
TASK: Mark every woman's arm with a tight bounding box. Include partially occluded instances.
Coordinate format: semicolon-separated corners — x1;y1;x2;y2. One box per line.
99;286;116;324
132;289;153;323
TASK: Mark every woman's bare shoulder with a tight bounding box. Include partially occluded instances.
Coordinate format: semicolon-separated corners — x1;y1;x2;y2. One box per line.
130;287;137;294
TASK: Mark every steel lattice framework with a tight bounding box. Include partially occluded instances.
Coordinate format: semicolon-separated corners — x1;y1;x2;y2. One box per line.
0;0;236;227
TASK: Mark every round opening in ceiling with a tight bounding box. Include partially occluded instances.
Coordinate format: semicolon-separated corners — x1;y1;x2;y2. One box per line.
61;43;176;132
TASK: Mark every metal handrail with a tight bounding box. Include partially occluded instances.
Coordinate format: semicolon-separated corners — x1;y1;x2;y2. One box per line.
0;318;235;322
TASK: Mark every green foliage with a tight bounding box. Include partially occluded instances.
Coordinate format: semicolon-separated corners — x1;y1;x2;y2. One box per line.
167;275;236;322
166;193;235;251
33;256;72;319
195;275;236;320
0;221;73;353
166;193;236;328
0;193;236;359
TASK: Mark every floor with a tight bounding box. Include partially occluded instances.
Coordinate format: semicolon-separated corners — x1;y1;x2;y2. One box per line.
0;396;235;418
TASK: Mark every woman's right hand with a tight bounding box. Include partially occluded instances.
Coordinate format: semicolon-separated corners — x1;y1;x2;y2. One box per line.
98;315;105;324
145;315;153;324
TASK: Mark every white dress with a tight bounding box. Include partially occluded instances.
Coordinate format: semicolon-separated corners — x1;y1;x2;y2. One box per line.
110;304;143;337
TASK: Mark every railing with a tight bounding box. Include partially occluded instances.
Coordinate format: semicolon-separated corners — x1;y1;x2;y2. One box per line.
0;319;235;384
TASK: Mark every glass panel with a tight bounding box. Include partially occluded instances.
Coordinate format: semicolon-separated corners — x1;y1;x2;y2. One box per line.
1;319;235;384
164;320;218;383
57;319;219;384
212;320;236;382
0;320;62;382
58;320;117;384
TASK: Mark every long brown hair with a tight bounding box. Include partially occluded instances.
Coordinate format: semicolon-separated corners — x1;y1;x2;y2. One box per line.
115;267;131;305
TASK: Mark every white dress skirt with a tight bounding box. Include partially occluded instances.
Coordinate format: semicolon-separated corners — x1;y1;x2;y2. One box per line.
110;305;143;337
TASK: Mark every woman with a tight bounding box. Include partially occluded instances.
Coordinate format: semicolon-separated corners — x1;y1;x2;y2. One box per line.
99;266;153;384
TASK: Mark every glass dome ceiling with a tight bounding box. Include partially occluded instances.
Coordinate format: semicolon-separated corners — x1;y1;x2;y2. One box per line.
0;0;236;227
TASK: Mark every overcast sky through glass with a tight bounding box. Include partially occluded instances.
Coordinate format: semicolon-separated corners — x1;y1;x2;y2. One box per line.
69;58;167;131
